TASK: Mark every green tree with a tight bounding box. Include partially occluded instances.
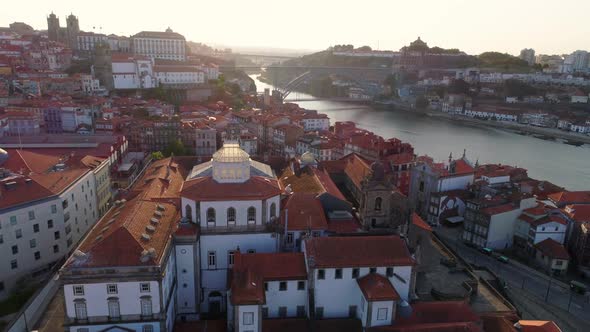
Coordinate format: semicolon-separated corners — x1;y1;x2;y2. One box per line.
164;140;186;157
416;96;429;109
449;79;470;94
151;151;164;160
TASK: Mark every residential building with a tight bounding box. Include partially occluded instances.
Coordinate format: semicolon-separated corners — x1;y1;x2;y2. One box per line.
534;238;570;276
77;32;108;52
513;205;567;256
519;48;535;66
111;53;157;90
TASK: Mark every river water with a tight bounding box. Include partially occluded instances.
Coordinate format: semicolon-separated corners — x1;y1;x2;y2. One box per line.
251;75;590;190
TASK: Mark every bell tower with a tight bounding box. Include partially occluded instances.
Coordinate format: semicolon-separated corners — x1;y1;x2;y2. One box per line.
47;12;60;42
66;13;80;50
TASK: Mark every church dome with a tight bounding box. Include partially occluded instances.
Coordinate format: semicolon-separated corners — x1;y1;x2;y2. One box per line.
212;143;250;163
300;151;316;164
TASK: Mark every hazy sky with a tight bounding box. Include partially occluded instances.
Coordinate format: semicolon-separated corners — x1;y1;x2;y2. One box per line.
3;0;589;55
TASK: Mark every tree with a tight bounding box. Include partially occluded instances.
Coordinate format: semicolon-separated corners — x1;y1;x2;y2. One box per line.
416;96;429;109
164;140;186;157
504;79;537;98
356;46;372;51
449;79;470;94
151;151;164;160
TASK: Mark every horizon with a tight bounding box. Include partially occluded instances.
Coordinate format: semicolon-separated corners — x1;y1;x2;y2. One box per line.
2;0;590;56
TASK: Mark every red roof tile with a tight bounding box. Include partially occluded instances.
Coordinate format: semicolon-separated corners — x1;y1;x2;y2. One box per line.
262;318;363;332
281;193;328;231
412;213;432;232
535;239;569;260
517;320;562;332
357;273;400;301
181;176;281;201
548;191;590;205
563;204;590;222
481;203;517;216
304;235;414;268
382;301;482;331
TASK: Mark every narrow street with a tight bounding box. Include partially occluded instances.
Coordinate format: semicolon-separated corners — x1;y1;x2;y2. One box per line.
434;226;590;324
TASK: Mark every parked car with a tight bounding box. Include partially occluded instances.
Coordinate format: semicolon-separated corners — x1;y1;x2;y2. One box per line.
497;255;509;263
480;247;493;255
570;280;587;295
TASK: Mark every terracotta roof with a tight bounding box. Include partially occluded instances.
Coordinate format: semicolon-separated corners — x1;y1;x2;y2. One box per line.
181;176;281;201
174;320;227;332
386;152;414;165
523;204;550;217
412;213;432;232
230;252;306;305
304;235;414;268
453;159;475;174
326;218;362;234
357;273;400;301
563;204;590;222
279;166;347;202
535;239;569;260
529;215;566;227
481;203;517;216
517;320;562;332
548;191;590;205
343;154;372;189
281;193;328;231
263;318;363;332
371;322;482;332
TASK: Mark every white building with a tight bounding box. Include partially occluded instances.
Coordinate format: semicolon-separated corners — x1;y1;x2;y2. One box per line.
131;28;187;61
0;149;107;299
300;112;330;132
154;66;205;86
77;32;108;52
111;54;157;90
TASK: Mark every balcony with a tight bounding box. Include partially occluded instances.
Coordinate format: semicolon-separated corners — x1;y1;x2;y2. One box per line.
200;222;282;234
65;313;161;326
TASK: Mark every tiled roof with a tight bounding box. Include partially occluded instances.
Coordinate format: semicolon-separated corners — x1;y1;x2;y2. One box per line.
379;301;482;332
281;193;328;231
279;166;347;202
304;235;414;268
481;203;517;216
357;273;400;301
517;320;562;332
453;159;475;174
563;204;590;222
412;213;432;231
174;320;227;332
529;215;566;227
181;176;281;201
230;252;306;305
343;153;372;189
263;318;363;332
133;30;185;40
548;191;590;205
535;238;569;260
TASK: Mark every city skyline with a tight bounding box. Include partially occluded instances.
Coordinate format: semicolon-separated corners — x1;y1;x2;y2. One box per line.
2;0;590;56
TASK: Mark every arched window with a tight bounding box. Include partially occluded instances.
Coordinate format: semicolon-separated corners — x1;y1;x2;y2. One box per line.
374;197;382;212
247;207;256;225
107;297;120;319
185;204;192;221
270;203;277;219
227;207;236;226
207;208;216;227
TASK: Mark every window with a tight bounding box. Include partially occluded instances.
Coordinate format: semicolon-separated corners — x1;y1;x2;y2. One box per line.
28;210;35;220
11;245;18;254
243;312;254;325
349;305;357;318
74;301;87;320
53;245;59;253
298;281;305;290
108;298;120;319
286;232;294;245
141;297;153;316
10;216;17;225
142;325;154;332
279;306;287;318
419;181;425;192
352;268;359;278
270;203;277;219
206;208;216;226
34;251;40;260
264;282;268;291
279;281;287;291
33;224;39;233
556;260;564;266
228;251;235;266
0;235;3;244
227;207;236;225
335;269;343;279
317;269;325;280
386;267;394;277
15;229;22;239
262;307;269;318
30;239;37;248
73;285;84;296
370;267;377;274
185;204;192;221
107;284;118;294
247;207;256;224
208;251;216;269
374;197;382;211
377;307;388;321
140;283;151;293
51;205;57;213
297;305;305;317
54;231;60;240
315;307;324;319
247;249;256;254
10;260;17;269
48;219;54;228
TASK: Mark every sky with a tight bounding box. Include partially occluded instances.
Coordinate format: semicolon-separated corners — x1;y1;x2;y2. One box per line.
2;0;589;56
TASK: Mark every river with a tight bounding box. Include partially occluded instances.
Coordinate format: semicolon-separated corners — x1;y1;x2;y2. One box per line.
251;75;590;190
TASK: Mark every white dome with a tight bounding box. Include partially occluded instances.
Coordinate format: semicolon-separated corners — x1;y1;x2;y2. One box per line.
300;151;315;164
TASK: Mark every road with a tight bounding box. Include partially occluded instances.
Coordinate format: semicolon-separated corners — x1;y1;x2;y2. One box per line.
434;227;590;322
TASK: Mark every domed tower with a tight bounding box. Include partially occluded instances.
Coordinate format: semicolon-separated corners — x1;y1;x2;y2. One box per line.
66;13;80;50
211;143;251;183
47;12;60;42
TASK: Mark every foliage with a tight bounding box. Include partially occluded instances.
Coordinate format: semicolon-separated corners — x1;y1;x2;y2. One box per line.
478;52;530;71
0;286;38;316
449;79;470;94
356;46;372;51
416;96;429;108
65;59;92;75
151;151;164;160
504;79;537;98
163;140;187;157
